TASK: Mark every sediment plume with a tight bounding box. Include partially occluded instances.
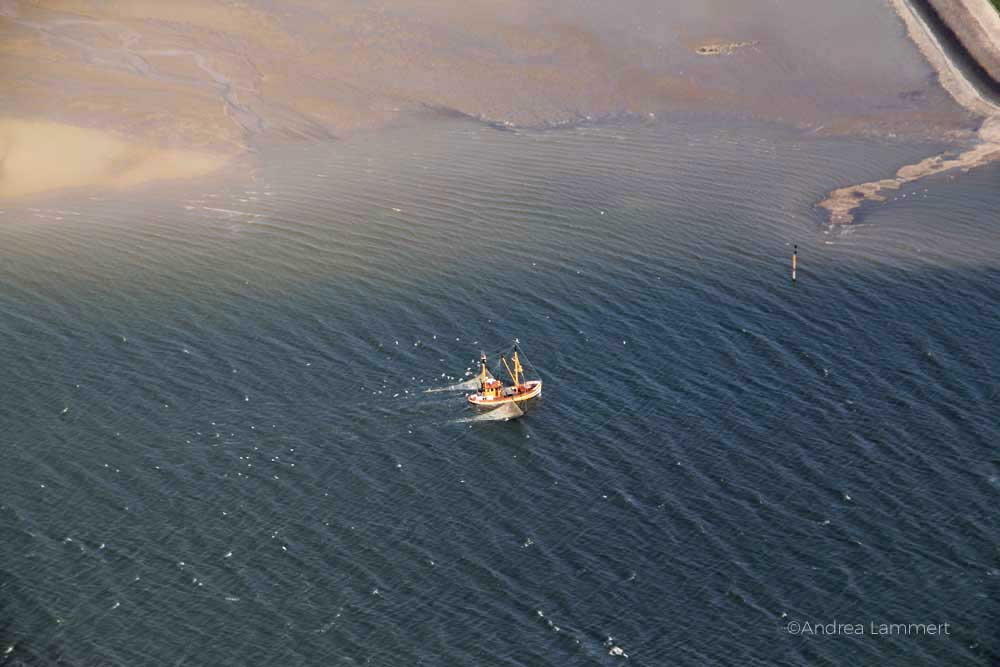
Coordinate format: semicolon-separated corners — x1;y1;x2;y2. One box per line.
819;0;1000;224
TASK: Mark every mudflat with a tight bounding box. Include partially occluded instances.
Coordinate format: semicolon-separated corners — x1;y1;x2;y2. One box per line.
0;0;978;200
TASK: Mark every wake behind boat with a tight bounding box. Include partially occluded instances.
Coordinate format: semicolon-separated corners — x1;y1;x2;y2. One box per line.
468;344;542;407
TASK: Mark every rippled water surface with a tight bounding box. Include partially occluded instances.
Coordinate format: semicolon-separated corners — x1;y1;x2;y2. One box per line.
1;116;998;665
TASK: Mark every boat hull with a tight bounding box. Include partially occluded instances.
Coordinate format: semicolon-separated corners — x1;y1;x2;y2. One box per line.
468;380;542;406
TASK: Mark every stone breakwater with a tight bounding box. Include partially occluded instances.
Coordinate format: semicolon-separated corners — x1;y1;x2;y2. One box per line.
926;0;1000;83
819;0;1000;224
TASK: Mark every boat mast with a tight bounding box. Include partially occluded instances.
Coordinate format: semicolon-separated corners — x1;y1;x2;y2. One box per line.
479;351;488;388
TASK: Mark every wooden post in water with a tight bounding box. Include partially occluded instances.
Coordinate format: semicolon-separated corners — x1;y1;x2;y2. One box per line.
792;245;798;282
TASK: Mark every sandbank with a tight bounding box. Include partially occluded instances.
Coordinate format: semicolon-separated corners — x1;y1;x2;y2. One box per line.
0;118;228;200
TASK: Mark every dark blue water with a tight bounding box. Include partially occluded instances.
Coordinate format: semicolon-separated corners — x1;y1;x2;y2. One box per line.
1;116;998;666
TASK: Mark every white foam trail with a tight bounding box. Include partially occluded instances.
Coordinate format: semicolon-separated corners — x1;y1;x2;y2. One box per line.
452;401;524;423
424;378;480;393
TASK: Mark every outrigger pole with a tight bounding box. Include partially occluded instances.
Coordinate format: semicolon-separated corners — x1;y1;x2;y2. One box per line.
501;355;519;388
501;344;525;389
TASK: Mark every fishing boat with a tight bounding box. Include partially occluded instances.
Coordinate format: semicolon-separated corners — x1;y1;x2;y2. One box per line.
468;344;542;407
